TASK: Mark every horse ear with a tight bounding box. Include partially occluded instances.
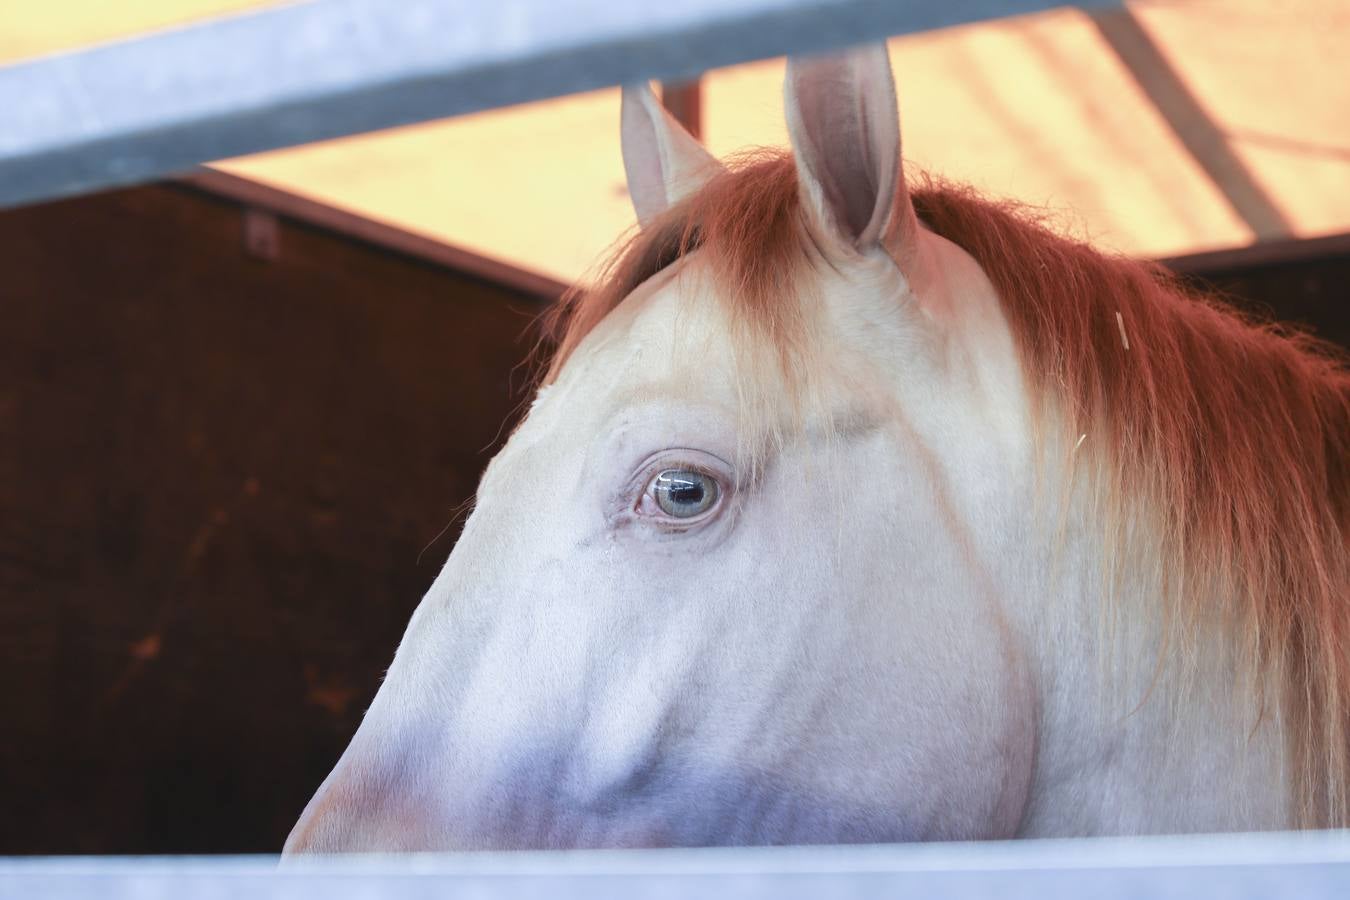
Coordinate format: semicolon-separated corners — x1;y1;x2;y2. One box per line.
784;45;917;256
621;84;721;226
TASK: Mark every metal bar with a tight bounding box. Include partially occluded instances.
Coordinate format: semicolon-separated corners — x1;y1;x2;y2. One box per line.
0;0;1119;210
1088;7;1294;241
660;80;704;140
2;832;1350;898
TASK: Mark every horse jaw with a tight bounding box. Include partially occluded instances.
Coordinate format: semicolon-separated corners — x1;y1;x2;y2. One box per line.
893;232;1293;837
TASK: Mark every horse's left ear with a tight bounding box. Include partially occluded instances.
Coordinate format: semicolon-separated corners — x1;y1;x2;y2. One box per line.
784;45;918;258
621;84;722;226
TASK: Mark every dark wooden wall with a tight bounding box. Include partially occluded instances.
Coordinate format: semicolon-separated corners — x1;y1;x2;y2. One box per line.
1165;232;1350;350
0;183;547;854
0;181;1345;855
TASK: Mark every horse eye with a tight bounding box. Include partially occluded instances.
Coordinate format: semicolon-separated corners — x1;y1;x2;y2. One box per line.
651;469;719;518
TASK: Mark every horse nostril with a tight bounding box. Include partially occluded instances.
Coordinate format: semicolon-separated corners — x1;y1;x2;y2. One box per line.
283;776;359;855
282;794;331;855
281;822;315;856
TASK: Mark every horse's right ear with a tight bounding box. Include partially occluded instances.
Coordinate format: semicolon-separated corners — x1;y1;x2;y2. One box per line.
621;84;722;226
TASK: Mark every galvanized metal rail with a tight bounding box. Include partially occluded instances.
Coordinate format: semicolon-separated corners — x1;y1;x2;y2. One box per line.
0;0;1118;210
3;831;1350;898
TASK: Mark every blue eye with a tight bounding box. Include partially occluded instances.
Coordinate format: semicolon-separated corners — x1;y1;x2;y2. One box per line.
652;469;719;518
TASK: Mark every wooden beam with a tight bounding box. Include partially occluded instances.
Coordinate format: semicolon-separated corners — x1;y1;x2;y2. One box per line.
180;168;567;301
1159;230;1350;276
660;79;703;141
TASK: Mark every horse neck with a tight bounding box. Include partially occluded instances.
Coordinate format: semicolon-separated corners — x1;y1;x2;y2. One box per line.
1004;453;1295;837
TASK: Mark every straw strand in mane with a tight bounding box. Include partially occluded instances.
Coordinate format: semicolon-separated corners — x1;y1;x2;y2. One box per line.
544;152;1350;827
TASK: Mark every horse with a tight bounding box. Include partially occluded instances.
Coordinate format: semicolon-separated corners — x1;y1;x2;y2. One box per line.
284;43;1350;851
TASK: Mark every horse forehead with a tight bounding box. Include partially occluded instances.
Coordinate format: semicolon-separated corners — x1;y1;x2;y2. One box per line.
538;242;1021;443
571;269;743;396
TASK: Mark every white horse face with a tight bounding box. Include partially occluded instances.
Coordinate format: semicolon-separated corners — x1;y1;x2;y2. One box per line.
286;47;1037;852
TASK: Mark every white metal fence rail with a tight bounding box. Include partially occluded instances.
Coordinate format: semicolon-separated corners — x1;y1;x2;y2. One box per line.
0;0;1118;210
3;832;1350;898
